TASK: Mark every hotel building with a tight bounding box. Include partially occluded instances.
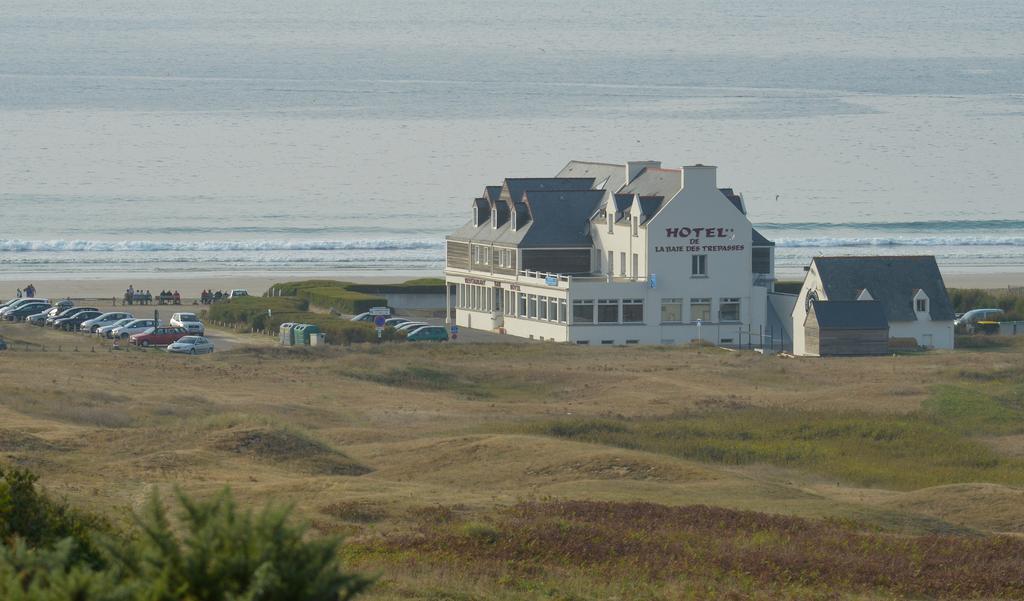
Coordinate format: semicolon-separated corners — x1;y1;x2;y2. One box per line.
444;160;784;346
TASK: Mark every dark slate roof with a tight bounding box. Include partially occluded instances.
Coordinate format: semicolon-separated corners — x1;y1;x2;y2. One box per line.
719;188;745;215
637;196;665;222
752;228;774;247
520;189;606;247
484;186;503;204
808;300;889;330
813;256;954;322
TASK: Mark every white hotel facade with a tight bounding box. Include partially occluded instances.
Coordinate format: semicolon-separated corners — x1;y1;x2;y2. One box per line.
444;160;781;346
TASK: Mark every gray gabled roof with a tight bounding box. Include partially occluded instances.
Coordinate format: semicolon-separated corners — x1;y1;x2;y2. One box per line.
501;178;595;208
813;256;954;322
719;188;745;215
620;167;682;198
808;300;889;330
556;161;626;191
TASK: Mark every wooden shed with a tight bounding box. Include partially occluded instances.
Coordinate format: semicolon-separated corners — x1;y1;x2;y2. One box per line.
804;300;889;357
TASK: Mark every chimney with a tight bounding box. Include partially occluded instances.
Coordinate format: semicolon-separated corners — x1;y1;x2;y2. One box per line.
625;160;661;187
683;164;717;191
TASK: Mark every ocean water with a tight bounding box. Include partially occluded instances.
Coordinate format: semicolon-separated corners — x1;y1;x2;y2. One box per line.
2;0;1023;281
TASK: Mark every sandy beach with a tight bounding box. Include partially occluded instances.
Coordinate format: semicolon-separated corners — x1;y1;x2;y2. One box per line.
0;273;441;301
2;270;1022;302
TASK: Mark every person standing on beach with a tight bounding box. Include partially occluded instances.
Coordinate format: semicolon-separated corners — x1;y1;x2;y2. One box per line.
16;288;22;298
25;284;35;298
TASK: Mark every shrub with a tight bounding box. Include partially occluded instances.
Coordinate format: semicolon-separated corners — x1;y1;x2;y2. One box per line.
0;467;106;567
267;279;448;314
208;296;404;345
296;286;386;315
0;471;372;601
948;288;1024;320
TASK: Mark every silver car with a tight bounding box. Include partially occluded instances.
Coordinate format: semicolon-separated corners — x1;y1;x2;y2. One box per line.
167;336;214;355
80;312;134;333
97;318;137;338
110;319;158;340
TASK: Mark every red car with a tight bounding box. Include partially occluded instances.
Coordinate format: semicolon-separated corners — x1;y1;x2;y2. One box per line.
130;326;189;347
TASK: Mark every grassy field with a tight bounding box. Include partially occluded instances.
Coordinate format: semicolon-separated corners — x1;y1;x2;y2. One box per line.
2;320;1024;599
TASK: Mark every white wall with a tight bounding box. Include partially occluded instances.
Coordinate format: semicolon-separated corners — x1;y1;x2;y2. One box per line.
791;265;823;356
890;320;955;349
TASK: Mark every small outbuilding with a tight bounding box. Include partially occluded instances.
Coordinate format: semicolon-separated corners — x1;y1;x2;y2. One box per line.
804;300;889;357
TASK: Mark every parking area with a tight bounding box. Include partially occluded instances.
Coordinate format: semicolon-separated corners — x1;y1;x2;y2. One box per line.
0;298;270;354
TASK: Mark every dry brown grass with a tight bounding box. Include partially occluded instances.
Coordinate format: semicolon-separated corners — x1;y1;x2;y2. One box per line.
2;321;1024;598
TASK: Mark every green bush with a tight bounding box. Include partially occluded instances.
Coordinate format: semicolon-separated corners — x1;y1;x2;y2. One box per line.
0;471;372;601
947;288;1024;320
207;296;309;329
0;467;106;567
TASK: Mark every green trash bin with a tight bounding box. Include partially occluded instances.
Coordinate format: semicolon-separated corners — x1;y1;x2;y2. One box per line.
279;323;297;346
294;323;321;346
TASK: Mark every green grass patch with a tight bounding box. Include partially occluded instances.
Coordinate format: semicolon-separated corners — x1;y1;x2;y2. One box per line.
521;410;1024;490
349;366;493;399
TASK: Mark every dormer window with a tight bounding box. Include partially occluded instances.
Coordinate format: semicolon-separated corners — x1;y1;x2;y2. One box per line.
491;208;497;229
632;215;639;237
916;298;928;312
607;211;613;234
511;209;517;232
474;206;480;227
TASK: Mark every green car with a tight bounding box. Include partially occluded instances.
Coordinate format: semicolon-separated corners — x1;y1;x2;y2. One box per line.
406;326;449;342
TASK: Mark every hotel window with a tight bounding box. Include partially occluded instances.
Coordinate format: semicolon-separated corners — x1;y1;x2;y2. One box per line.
472;245;479;265
538;296;548;320
607;251;614;275
632;253;639;279
595;250;602;273
491;208;497;228
692;254;707;276
619;252;626;276
528;295;538;318
632;216;639;237
598;299;619;323
916;298;928;312
558;300;567;323
622;299;644;323
607;211;614;233
572;299;594;323
720;298;741;322
518;293;527;317
482;247;490;265
661;298;683;323
549;298;558;321
690;298;712;322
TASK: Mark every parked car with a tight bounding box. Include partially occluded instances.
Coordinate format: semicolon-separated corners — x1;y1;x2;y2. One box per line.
169;312;205;335
53;310;103;331
0;298;50;318
80;312;134;333
0;338;6;351
110;319;158;340
384;317;410;328
954;308;1004;329
27;306;62;326
167;336;214;355
350;312;375;322
47;306;97;327
97;318;137;338
130;326;188;347
3;302;52;321
405;326;449;342
227;289;249;298
394;321;429;333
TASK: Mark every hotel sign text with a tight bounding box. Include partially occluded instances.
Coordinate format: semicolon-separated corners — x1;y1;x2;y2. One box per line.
656;226;744;253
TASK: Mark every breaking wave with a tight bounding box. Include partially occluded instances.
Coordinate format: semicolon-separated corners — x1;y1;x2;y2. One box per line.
0;239;444;252
774;236;1024;247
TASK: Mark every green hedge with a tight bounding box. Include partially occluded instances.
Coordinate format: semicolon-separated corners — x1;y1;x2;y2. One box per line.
298;286;386;315
948;288;1024;320
268;279;447;314
207;296;404;345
